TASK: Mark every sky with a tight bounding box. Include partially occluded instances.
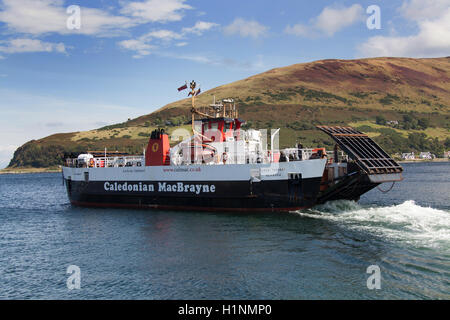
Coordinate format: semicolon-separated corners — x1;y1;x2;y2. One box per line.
0;0;449;168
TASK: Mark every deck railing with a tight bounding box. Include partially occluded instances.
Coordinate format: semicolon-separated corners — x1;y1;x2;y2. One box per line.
65;156;144;168
65;149;348;168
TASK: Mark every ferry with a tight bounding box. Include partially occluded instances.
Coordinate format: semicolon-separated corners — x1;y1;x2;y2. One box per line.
62;81;403;212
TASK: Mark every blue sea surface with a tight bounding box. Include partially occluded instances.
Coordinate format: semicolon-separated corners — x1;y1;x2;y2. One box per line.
0;162;449;299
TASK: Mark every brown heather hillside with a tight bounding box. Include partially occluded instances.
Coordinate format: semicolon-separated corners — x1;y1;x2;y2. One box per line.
8;57;450;168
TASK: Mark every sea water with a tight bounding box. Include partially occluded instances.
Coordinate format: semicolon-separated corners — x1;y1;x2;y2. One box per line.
0;162;448;299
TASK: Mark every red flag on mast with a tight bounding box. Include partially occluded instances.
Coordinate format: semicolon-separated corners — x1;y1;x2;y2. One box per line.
177;83;187;91
195;88;201;96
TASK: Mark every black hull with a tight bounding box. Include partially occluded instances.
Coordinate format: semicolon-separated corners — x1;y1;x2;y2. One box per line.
65;178;322;212
317;172;379;204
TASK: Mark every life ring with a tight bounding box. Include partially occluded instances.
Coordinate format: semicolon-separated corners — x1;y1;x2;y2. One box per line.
89;158;95;167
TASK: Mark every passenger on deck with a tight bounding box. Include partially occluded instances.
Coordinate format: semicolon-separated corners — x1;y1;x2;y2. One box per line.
297;143;303;160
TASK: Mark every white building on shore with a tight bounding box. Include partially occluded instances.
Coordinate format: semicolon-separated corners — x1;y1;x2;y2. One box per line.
419;152;435;160
386;120;399;126
401;152;415;160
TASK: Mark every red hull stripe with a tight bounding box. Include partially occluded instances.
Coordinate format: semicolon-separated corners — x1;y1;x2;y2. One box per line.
70;200;307;212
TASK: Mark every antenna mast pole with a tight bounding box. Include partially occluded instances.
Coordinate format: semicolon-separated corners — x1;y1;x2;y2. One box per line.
190;80;197;134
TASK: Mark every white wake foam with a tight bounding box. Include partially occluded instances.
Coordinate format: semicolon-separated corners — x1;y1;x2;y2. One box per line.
297;200;450;249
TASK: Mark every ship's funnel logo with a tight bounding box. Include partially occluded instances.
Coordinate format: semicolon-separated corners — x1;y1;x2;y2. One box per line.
152;142;159;152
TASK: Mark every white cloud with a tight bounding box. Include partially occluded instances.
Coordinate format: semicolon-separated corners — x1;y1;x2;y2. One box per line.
0;0;67;35
73;7;137;36
400;0;450;20
120;0;192;23
141;21;218;41
142;29;183;41
118;21;218;57
224;18;268;39
118;39;155;58
358;2;450;58
284;24;310;37
182;21;219;35
0;0;210;59
0;0;137;36
0;38;66;54
0;0;193;38
285;4;364;37
315;4;364;36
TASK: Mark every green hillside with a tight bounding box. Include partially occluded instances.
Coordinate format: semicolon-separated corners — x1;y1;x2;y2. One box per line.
8;57;450;168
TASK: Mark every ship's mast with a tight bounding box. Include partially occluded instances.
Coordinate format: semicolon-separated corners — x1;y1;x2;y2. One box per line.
190;80;197;135
186;81;212;143
189;81;215;138
181;81;239;141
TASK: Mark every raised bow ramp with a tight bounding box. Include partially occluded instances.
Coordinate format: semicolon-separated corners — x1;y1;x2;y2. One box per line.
316;126;403;204
316;126;403;183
